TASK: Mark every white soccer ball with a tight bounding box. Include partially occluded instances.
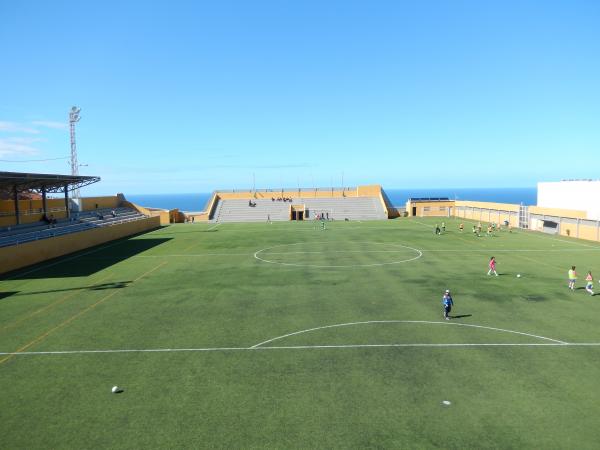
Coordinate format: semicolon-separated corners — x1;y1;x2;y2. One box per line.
111;386;119;393
517;274;521;278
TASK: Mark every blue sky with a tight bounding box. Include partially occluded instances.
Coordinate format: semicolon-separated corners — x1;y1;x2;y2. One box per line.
1;1;599;195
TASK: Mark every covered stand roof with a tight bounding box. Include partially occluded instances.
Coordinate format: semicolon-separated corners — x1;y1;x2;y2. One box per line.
0;171;101;195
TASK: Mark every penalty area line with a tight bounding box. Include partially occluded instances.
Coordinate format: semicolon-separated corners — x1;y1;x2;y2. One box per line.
3;342;600;357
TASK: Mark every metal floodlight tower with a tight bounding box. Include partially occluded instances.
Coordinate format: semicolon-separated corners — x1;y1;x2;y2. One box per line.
69;106;81;199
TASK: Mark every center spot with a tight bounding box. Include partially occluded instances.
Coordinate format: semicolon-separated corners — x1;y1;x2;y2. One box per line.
254;242;422;268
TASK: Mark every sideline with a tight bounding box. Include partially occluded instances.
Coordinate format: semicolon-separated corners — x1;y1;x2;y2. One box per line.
2;342;600;357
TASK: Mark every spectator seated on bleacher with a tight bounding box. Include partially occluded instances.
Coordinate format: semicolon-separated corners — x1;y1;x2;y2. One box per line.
43;214;57;228
111;209;117;218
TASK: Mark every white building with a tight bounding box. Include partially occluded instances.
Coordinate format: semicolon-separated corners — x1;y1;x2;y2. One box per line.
537;180;600;220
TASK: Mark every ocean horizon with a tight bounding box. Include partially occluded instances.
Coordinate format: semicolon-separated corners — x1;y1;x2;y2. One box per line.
125;187;537;212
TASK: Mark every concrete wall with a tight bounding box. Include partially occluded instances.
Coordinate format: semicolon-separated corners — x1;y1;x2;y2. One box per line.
529;205;587;219
80;196;120;211
538;180;600;220
216;186;381;200
1;195;122;227
121;200;170;226
406;200;455;217
0;198;68;227
0;216;161;275
454;201;520;228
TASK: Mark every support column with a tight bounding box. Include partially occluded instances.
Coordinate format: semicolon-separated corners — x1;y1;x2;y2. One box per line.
42;186;48;216
559;217;562;236
64;185;70;219
13;185;21;225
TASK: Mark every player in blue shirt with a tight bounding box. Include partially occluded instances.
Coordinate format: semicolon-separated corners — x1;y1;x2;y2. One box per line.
442;289;453;320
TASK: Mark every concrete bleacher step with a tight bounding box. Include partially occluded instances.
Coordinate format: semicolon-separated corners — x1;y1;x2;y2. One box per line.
0;207;149;248
214;197;386;223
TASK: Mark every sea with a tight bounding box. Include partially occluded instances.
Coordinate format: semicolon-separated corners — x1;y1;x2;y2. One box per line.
125;187;537;212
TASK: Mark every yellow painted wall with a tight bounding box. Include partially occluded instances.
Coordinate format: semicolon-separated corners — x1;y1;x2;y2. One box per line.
453;201;519;227
454;200;520;212
0;198;68;227
406;200;455;217
121;200;170;226
80;196;120;210
1;196;122;227
216;185;379;200
529;206;587;219
576;223;598;241
0;216;161;275
184;212;210;222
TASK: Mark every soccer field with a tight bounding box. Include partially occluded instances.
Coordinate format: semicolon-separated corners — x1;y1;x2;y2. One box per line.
2;218;600;449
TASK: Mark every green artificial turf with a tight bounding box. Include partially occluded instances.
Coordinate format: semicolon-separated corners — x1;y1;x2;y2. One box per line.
2;217;600;449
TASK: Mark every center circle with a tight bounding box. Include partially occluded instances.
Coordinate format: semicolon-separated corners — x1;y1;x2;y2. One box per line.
254;242;423;268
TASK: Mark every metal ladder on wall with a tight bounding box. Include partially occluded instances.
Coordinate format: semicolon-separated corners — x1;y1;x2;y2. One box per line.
519;203;529;229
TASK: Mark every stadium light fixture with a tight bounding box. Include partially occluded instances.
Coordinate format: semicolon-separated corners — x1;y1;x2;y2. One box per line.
69;106;81;201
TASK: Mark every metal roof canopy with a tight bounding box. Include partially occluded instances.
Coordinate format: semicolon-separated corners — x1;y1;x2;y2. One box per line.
0;171;100;194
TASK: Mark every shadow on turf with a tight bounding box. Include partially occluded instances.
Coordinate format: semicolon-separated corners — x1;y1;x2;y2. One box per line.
449;314;472;319
4;237;172;280
0;292;18;301
15;281;132;296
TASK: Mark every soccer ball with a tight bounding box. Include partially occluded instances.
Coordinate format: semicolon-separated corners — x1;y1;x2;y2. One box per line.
517;274;521;278
111;386;119;393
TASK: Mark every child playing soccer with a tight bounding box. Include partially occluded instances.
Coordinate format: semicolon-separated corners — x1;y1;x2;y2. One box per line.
568;266;577;290
442;289;453;320
585;271;594;295
487;256;498;276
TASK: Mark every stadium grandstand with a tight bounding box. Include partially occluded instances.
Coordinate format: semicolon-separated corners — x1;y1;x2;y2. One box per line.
0;172;160;274
207;186;390;223
6;174;600;276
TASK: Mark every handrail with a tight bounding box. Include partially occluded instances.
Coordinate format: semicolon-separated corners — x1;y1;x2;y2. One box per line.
214;186;358;194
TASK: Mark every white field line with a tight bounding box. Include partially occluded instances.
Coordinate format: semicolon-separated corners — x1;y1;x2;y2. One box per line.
1;320;585;357
265;248;600;255
250;320;567;348
413;220;434;229
253;242;423;268
3;342;600;357
132;253;251;258
73;247;600;260
152;225;404;235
